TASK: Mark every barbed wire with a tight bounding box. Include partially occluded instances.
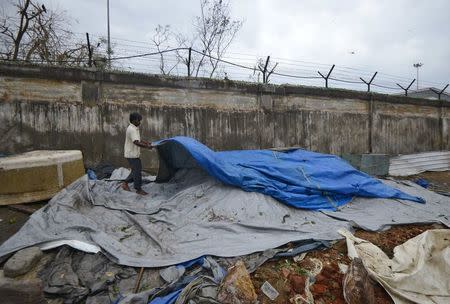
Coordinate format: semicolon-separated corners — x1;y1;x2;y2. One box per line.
1;35;448;96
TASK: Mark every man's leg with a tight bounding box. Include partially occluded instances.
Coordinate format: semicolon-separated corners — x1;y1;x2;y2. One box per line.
132;159;147;195
122;158;134;191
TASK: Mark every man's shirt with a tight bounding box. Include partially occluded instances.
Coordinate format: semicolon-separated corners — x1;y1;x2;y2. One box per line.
124;124;141;158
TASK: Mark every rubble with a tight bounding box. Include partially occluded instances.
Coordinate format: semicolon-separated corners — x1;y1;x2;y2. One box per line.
261;281;279;300
0;270;46;304
342;258;375;304
217;261;257;304
0;145;448;304
3;246;43;278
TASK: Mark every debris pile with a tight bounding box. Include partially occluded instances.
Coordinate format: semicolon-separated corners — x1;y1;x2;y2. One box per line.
0;138;448;303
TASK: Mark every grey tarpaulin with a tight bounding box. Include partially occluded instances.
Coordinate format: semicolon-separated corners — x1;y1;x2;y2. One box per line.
0;168;449;267
322;179;450;231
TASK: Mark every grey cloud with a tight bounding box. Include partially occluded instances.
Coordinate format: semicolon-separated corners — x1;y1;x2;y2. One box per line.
5;0;450;87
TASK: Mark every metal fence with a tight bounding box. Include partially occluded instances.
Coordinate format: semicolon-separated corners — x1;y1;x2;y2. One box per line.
3;31;449;98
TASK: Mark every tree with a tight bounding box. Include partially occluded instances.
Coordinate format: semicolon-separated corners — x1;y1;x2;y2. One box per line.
151;25;179;75
256;56;278;84
194;0;242;78
0;0;46;60
0;0;106;67
154;0;243;78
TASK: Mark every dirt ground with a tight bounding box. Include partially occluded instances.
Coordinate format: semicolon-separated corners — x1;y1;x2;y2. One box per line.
400;171;450;193
251;223;447;304
0;202;45;245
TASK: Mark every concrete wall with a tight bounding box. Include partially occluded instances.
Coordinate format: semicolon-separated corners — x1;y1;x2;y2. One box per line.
0;63;448;170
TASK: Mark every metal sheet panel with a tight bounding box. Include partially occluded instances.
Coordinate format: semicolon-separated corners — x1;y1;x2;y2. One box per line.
389;151;450;176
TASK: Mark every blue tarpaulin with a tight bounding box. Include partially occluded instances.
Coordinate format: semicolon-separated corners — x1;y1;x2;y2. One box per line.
149;289;182;304
155;136;424;210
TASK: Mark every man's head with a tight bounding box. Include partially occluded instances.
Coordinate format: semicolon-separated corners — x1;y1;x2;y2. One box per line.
129;112;142;127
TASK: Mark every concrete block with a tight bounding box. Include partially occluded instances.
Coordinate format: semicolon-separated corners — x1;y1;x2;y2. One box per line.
342;154;389;176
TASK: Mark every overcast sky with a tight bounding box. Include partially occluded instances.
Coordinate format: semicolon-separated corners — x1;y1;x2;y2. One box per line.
4;0;450;91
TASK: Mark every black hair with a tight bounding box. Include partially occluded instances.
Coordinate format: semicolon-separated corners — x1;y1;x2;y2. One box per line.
129;112;142;123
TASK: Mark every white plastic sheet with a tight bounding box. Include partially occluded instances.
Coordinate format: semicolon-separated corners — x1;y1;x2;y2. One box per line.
340;228;450;304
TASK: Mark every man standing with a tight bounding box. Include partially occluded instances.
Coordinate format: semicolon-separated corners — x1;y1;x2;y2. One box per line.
122;112;152;195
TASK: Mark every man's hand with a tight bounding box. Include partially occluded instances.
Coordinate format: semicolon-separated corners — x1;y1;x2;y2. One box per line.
133;140;154;149
142;140;153;149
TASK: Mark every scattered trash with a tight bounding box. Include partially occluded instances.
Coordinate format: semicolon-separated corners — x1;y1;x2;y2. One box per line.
415;177;429;188
261;281;279;300
133;267;145;293
217;260;257;304
293;252;307;263
338;262;349;274
342;258;375;304
340;228;450;303
160;266;185;284
87;169;97;180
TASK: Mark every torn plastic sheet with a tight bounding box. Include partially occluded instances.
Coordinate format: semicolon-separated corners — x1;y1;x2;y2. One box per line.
340;228;450;304
149;289;182;304
0;167;448;267
274;240;331;258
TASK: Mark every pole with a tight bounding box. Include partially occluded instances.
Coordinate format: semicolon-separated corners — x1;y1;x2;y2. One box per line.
360;71;378;92
107;0;111;67
86;33;92;67
416;67;419;90
263;56;270;83
430;84;449;100
413;63;423;90
318;64;335;88
396;79;416;97
187;48;191;77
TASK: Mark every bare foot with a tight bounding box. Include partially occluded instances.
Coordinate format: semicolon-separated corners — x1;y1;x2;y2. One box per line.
136;189;148;196
121;182;131;192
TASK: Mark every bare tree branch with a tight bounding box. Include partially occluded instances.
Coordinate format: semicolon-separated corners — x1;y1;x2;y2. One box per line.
0;0;110;66
189;0;243;78
151;25;180;75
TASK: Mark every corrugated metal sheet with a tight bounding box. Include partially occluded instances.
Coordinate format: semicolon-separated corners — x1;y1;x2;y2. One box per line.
389;151;450;176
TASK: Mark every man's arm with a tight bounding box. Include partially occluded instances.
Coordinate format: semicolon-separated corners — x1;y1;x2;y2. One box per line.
133;140;153;149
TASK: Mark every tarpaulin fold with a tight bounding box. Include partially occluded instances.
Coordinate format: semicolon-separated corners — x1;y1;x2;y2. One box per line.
155;136;424;210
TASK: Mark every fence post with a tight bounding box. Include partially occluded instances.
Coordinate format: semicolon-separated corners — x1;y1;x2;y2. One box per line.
396;79;416;96
86;33;92;67
263;56;270;83
187;48;192;77
430;84;449;150
360;72;378;92
368;95;374;153
318;64;335;88
430;84;449;100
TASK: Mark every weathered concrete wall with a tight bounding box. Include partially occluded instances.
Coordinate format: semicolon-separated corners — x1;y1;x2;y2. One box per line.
0;63;448;170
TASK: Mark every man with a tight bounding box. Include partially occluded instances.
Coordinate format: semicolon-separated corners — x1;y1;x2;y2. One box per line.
122;112;152;195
